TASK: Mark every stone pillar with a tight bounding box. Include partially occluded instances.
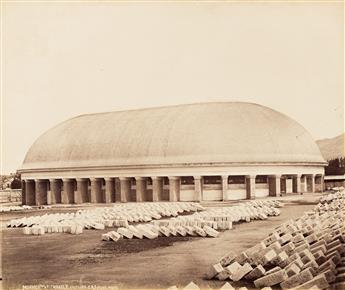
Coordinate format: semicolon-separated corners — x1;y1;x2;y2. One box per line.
168;176;180;202
152;177;163;202
104;178;115;203
292;175;302;194
301;175;306;192
21;180;26;205
120;177;131;202
320;174;325;192
62;179;75;204
50;179;61;204
193;176;203;202
115;178;121;202
275;175;281;196
306;174;315;193
311;174;315;193
35;179;47;205
90;178;102;203
25;179;35;205
277;176;287;195
75;178;88;204
221;175;228;201
135;177;146;202
245;175;256;199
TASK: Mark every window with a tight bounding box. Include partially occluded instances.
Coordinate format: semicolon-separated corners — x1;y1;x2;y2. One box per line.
256;176;268;184
203;176;221;184
228;176;245;184
181;176;194;185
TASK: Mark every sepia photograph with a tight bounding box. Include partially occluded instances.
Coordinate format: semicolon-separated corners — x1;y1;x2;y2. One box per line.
0;1;344;290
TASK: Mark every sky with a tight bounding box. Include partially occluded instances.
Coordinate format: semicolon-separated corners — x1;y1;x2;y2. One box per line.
1;1;344;174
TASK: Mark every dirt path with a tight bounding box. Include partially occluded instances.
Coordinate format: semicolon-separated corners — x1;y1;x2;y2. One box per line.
2;200;317;290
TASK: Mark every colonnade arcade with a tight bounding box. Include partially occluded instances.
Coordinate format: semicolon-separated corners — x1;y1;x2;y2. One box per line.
21;174;324;206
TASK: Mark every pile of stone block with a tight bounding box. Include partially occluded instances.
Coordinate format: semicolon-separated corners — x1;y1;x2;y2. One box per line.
193;200;281;224
102;200;283;242
102;220;221;241
206;190;345;289
7;202;205;235
167;281;273;290
0;205;32;212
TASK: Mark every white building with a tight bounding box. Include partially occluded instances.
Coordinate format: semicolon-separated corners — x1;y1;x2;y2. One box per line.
19;102;326;205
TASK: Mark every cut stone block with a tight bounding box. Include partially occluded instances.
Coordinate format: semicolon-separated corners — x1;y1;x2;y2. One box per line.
193;226;206;237
280;267;314;289
310;245;327;255
176;226;187;237
302;259;319;273
325;251;342;265
310;239;327;251
292;233;305;244
306;234;318;244
185;226;197;236
263;233;280;246
109;231;122;242
205;263;224;279
168;226;177;236
217;270;230;281
117;227;134;239
300;249;315;264
137;226;158;239
271;251;288;265
128;225;143;239
319;259;336;273
183;282;199;290
326;239;342;251
230;262;253;281
254;269;288;288
320;269;336;283
294;273;330;290
225;261;241;276
234;252;249;264
265;267;281;275
269;241;282;253
258;249;277;266
245;265;266;280
279;233;293;245
335;273;345;283
219;282;234;290
286;262;301;277
327;244;345;256
203;226;219;238
281;242;295;255
219;251;236;267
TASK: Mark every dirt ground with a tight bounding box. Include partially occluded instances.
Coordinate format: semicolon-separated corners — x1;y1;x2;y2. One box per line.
1;194;322;290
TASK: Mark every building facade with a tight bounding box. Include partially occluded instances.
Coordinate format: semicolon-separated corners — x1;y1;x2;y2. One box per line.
19;102;326;205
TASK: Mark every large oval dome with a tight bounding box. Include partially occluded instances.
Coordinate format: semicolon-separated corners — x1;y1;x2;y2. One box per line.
22;102;325;170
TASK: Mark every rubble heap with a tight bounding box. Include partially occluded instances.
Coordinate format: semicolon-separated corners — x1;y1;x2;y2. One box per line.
102;200;282;242
206;190;345;290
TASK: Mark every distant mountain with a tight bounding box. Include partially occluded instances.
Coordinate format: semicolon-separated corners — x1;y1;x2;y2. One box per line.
316;133;345;161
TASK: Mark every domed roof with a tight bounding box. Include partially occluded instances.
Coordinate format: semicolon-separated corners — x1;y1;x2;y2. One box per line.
22;102;325;170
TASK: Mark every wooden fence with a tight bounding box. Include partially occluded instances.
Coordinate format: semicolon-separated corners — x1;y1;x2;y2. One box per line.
0;189;22;203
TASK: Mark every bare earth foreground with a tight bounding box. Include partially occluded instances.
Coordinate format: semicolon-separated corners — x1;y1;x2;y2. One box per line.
1;194;322;290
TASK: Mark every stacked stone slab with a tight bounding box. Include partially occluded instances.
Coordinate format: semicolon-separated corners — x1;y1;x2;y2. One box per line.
102;200;283;242
7;202;205;235
102;222;221;241
0;205;32;212
193;200;282;224
167;281;273;290
206;190;345;290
